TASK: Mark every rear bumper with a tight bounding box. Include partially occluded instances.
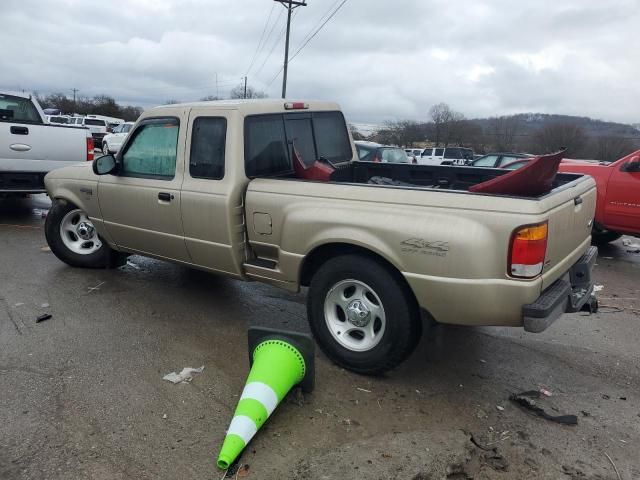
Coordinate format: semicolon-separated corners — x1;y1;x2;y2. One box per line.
0;171;47;193
523;246;598;332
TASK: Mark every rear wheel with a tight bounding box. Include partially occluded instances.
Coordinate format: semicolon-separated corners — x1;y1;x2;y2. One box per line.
45;200;119;268
307;254;422;375
591;226;622;246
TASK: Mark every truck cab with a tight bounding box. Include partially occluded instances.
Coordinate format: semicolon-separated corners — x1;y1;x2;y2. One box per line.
559;151;640;243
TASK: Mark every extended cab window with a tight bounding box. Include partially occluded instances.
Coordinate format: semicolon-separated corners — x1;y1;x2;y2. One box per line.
189;117;226;180
434;148;444;156
312;111;351;163
121;118;179;179
0;94;42;123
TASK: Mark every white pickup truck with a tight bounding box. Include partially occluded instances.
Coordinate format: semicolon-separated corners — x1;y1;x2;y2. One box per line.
0;91;94;195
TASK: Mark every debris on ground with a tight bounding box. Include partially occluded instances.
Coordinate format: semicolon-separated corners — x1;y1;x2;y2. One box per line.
162;413;167;419
604;452;622;480
509;390;577;425
86;281;106;294
126;260;141;270
356;387;371;393
41;303;49;308
540;388;553;397
593;284;604;292
40;246;51;252
622;238;640;253
162;366;205;384
496;405;504;411
36;313;52;323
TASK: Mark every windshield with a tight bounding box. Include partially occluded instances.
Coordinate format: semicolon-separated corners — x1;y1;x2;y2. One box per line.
0;94;42;123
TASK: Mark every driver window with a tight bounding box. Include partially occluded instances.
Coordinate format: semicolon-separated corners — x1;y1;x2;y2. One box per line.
121;118;179;179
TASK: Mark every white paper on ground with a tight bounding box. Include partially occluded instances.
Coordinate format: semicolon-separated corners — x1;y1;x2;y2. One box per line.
163;366;205;384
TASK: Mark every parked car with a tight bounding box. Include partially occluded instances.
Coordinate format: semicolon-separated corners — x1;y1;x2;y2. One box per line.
102;122;134;154
356;141;410;163
419;147;474;166
46;115;72;125
0;91;93;195
471;152;534;168
44;99;598;374
559;151;640;244
77;117;109;146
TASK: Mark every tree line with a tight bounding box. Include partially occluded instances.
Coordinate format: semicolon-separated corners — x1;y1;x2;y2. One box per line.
36;93;144;122
354;103;639;162
38;83;268;122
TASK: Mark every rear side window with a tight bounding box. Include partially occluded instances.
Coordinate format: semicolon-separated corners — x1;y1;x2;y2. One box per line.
434;148;444;156
0;94;42;123
245;114;290;177
473;155;499;167
444;148;462;159
84;119;106;126
121;118;179;179
312;111;351;163
245;110;352;177
189;117;226;180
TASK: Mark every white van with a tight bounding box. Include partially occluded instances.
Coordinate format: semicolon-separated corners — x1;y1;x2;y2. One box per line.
419;147;474;166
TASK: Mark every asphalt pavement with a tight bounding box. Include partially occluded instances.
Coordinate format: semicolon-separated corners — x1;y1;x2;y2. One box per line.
1;194;639;479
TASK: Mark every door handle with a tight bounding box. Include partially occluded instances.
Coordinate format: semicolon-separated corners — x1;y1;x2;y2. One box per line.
158;192;174;202
10;126;29;135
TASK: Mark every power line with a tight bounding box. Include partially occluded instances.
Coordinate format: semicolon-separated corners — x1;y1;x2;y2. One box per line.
289;0;348;62
295;0;342;52
253;9;298;80
267;0;349;88
245;2;276;76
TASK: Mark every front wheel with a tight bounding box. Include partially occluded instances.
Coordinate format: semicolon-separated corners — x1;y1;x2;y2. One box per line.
307;254;422;375
45;200;118;268
102;142;110;155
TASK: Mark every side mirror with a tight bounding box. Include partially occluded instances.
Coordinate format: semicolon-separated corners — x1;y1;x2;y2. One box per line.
93;154;117;175
621;157;640;172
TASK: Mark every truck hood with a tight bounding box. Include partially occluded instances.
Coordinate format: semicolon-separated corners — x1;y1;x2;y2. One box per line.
45;161;94;181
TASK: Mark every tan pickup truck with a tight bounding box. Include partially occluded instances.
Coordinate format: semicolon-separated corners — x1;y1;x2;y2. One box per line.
44;100;598;374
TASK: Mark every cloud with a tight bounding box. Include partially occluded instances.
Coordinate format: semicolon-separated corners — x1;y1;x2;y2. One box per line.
1;0;638;123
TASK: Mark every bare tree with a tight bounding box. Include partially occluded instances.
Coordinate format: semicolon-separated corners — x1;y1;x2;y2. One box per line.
429;102;453;146
530;123;587;157
592;136;635;162
164;99;181;105
230;85;267;99
487;116;520;151
200;95;222;101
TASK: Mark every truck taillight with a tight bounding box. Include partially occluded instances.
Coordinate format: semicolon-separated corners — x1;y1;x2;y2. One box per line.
509;222;548;278
87;137;94;161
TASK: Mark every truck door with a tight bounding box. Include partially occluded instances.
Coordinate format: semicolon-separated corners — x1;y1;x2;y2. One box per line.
603;158;640;232
97;115;191;262
179;108;245;277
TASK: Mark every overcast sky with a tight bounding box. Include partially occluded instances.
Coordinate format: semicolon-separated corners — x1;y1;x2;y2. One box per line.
2;0;639;124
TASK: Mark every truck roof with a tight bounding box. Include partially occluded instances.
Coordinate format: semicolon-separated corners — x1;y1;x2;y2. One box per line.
149;99;341;115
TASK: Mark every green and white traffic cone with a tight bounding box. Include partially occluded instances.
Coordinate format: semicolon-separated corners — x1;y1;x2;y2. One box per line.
216;327;315;470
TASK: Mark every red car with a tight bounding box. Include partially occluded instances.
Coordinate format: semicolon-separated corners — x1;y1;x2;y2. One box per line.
558;151;640;244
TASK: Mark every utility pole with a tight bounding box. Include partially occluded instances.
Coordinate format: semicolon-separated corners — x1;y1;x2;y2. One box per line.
243;76;248;99
71;88;79;111
215;73;219;99
274;0;307;99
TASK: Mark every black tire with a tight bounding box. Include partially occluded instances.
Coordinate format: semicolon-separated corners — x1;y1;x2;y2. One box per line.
45;200;119;268
307;254;422;375
102;142;110;155
591;228;621;246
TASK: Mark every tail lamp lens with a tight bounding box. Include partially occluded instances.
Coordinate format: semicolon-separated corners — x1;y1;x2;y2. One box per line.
509;222;548;278
87;137;94;161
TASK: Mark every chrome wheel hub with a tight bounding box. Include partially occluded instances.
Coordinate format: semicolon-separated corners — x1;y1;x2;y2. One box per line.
324;279;386;352
59;209;102;255
346;299;371;327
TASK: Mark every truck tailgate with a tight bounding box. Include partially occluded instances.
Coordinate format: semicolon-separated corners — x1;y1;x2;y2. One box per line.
541;178;597;289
